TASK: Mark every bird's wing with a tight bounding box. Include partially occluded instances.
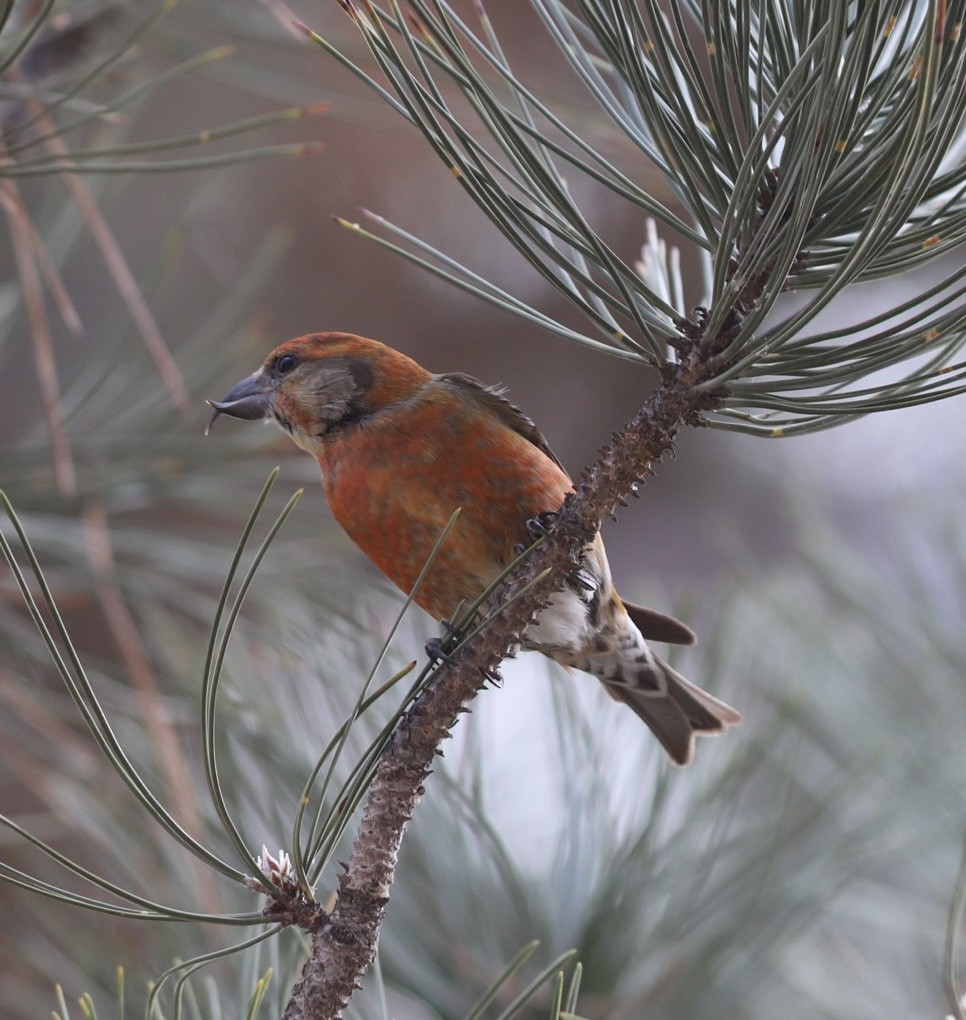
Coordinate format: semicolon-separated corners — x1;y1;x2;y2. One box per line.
437;375;697;649
436;372;566;470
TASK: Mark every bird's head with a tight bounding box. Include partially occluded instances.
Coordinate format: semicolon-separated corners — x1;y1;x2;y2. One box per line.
206;332;431;455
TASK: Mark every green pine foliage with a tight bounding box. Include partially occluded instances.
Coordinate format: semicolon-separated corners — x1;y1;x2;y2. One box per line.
3;3;966;1019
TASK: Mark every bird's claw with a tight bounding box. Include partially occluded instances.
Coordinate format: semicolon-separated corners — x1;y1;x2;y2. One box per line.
570;569;596;592
425;637;457;667
425;620;466;668
426;639;501;689
526;510;559;538
483;667;503;688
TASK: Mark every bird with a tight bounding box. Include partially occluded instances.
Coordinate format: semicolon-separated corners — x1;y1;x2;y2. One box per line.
207;332;741;764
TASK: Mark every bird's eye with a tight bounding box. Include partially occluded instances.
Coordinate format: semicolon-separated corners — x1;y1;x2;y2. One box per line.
276;354;298;374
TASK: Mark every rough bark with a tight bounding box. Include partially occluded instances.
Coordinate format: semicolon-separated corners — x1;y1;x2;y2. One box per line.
281;362;718;1019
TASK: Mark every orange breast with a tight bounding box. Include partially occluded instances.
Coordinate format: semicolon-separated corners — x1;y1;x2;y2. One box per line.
315;389;572;619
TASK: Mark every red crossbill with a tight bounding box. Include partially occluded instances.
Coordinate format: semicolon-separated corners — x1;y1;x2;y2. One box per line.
208;332;740;764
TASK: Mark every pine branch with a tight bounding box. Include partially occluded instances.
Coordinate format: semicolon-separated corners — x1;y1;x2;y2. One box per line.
278;351;720;1018
252;3;966;1014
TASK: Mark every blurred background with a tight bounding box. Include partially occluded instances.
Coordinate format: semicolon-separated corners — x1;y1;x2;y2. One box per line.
2;2;965;1018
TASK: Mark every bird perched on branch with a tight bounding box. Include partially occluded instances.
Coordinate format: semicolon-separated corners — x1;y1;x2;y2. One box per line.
207;332;740;764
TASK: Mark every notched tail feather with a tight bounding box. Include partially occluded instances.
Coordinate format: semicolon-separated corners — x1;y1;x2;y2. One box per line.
604;656;741;766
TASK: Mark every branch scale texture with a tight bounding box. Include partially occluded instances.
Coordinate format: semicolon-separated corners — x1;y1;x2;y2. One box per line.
281;362;715;1019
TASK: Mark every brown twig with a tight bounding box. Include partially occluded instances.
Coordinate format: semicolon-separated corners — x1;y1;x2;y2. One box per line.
82;500;224;918
279;356;719;1019
42;139;193;418
0;173;77;498
14;79;193;418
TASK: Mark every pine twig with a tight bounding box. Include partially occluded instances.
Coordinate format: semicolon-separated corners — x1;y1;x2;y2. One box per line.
278;350;720;1019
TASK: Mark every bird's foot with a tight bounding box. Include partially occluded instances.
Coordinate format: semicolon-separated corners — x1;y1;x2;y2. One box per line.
425;638;502;688
569;568;596;593
424;637;457;667
483;667;503;688
525;510;559;538
440;618;465;640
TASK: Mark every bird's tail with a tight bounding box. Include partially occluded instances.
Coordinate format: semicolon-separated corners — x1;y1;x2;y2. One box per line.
601;656;742;766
